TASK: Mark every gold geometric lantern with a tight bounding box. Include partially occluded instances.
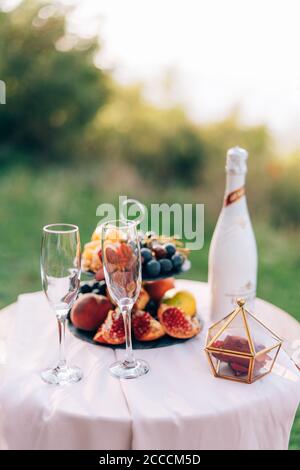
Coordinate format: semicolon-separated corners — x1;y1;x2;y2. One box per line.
205;298;282;384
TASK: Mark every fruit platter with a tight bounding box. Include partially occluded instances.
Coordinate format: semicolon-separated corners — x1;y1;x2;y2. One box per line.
68;279;201;349
68;226;202;349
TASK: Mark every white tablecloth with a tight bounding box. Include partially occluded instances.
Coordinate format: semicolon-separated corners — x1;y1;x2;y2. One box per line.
0;280;299;450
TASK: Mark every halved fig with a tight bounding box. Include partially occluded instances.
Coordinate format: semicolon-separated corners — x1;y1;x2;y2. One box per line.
158;306;201;339
93;309;125;345
133;310;165;341
105;245;120;265
104;242;135;271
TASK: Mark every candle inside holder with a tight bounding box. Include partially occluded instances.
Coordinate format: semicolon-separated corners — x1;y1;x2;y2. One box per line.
211;335;270;376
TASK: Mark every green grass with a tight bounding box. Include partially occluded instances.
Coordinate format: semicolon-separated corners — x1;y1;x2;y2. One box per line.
0;165;299;449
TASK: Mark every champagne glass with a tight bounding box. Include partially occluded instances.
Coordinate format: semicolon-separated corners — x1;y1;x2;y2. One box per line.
102;219;150;379
40;224;82;385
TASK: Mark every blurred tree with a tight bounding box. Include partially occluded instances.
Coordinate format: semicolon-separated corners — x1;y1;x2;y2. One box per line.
0;0;110;166
0;0;277;207
94;84;206;187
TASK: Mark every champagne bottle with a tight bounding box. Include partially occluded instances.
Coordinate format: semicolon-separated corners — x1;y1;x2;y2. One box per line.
208;146;257;322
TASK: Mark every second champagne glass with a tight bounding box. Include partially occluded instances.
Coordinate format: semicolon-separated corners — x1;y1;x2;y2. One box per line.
41;223;82;385
102;219;150;379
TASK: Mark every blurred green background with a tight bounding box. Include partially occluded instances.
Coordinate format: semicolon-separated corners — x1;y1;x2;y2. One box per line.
0;0;299;448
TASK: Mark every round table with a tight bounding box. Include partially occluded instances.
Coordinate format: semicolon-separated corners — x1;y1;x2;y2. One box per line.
0;280;299;450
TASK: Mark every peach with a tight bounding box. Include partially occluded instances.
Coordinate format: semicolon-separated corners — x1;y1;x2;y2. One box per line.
71;294;113;331
143;278;175;302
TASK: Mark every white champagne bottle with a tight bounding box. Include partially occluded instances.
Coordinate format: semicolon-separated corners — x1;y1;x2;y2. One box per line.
208;146;257;322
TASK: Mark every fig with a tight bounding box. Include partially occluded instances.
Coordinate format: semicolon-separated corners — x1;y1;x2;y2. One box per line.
132;310;165;341
93;309;125;345
105;245;120;265
158;306;201;339
71;294;112;331
105;242;135;271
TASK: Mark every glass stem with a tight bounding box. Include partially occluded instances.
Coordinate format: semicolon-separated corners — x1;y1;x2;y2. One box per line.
57;317;67;369
121;305;135;367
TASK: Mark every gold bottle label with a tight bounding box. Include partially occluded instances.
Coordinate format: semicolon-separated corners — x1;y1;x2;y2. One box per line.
224;186;245;207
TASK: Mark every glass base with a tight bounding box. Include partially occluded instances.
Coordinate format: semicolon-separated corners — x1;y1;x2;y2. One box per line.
41;365;83;385
109;359;150;379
